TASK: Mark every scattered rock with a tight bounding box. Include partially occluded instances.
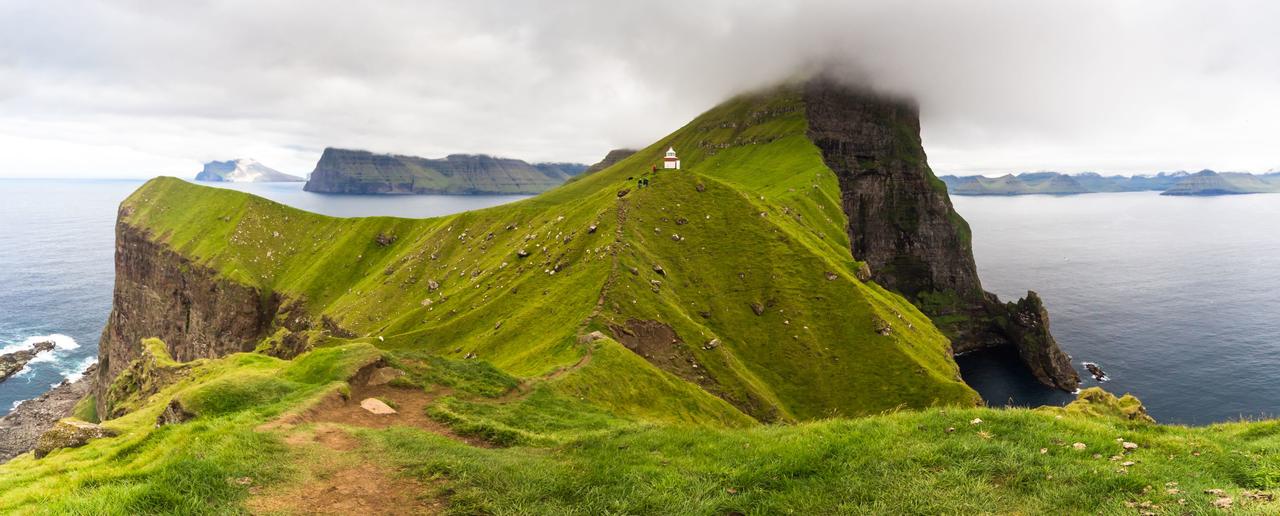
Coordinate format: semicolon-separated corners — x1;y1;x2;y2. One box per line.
1121;461;1135;467
872;316;892;336
517;249;530;258
629;267;640;276
578;331;607;344
374;233;397;247
617;188;631;198
670;234;683;242
1212;497;1232;509
359;398;397;415
366;367;406;386
652;264;666;275
1122;441;1139;451
464;352;477;360
1204;489;1226;496
750;302;765;316
675;217;688;225
970;418;982;425
1084;362;1108;381
155;398;197;427
824;271;838;281
427;279;440;291
1072;442;1088;450
34;419;116;458
945;427;955;433
588;224;598;234
695;182;706;192
855;263;872;282
703;338;720;350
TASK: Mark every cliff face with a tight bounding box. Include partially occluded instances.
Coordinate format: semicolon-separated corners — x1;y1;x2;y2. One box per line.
802;79;1079;391
94;215;282;417
303;148;585;195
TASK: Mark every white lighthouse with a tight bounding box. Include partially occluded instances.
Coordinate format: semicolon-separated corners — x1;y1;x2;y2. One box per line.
663;146;681;170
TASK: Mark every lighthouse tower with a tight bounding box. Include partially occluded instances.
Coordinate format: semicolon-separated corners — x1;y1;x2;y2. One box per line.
662;146;681;170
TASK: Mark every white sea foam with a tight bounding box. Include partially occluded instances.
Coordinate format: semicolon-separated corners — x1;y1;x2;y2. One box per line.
0;334;79;356
61;356;99;382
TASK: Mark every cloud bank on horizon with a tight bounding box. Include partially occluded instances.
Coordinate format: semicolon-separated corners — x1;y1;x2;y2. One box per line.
1;0;1278;178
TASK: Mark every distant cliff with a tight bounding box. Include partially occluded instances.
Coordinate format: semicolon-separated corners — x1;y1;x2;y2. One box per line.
302;148;587;195
583;148;637;174
195;159;303;182
1161;170;1280;196
941;170;1280;196
940;171;1189;195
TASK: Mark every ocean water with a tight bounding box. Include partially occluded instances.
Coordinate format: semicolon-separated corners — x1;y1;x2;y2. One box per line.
0;178;527;416
954;191;1280;425
2;180;1277;425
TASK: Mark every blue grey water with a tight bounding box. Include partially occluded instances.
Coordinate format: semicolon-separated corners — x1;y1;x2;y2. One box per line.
954;192;1280;425
1;180;1277;425
0;178;527;417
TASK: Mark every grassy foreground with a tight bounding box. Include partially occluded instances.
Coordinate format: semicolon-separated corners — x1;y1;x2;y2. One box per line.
0;343;1276;514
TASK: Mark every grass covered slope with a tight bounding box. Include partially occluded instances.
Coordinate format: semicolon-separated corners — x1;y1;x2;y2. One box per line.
2;343;1276;514
116;81;977;424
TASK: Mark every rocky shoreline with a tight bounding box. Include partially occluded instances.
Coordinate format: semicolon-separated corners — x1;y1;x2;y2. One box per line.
0;340;56;382
0;364;96;462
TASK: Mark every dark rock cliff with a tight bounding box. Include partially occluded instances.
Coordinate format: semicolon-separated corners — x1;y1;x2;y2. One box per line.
802;78;1079;391
303;148;585;195
93;217;282;418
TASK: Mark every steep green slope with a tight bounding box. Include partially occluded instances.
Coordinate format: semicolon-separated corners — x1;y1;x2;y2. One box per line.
111;81;975;424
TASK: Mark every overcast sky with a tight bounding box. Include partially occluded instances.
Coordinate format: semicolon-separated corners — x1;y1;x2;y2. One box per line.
2;0;1278;178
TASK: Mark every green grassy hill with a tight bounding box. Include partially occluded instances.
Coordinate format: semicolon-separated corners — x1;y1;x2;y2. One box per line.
2;82;1276;514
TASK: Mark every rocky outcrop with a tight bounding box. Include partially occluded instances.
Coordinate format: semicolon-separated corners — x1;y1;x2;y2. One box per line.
303;148;586;195
0;340;55;382
0;364;96;462
803;77;1079;391
95;218;282;418
34;419;116;458
1000;292;1078;391
584;148;637;174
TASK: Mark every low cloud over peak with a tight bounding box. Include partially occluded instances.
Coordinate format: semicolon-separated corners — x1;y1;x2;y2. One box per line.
2;0;1278;178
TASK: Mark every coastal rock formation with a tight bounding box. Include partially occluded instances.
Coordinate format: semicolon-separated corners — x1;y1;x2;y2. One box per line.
1001;292;1078;391
303;148;586;195
95;219;282;418
195;159;303;183
0;364;96;462
0;340;55;382
583;148;637;174
803;78;1079;391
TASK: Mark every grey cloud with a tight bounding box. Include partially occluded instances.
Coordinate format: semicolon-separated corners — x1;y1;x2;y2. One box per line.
1;0;1278;177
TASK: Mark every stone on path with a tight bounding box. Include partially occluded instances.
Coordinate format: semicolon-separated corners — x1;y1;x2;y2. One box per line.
360;398;397;415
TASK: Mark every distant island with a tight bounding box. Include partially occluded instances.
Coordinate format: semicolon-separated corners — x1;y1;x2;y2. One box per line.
194;159;304;183
302;147;588;195
939;170;1280;196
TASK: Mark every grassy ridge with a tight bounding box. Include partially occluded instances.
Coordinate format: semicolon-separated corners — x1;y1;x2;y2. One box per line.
117;82;977;424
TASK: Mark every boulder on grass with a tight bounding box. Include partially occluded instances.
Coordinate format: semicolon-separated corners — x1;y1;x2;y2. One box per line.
35;419;116;458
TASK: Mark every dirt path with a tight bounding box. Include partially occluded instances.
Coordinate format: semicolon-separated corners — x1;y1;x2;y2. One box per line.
250;381;488;515
247;422;444;516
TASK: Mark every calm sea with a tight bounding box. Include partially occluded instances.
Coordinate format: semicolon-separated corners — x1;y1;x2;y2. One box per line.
0;178;527;416
2;181;1277;424
954;191;1280;424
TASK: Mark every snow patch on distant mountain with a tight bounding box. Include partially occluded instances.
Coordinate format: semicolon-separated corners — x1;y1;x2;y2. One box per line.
195;159;304;183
